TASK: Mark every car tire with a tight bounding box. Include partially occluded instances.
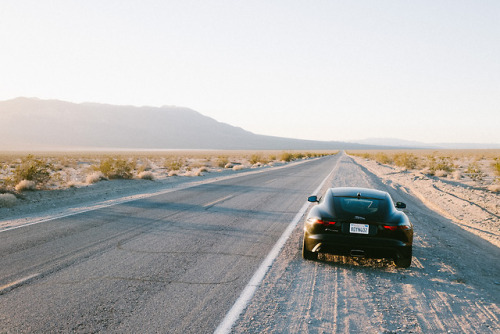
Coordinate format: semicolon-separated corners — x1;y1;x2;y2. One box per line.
302;234;318;260
394;248;412;268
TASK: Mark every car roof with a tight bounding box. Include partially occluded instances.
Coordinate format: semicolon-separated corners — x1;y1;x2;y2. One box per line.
329;187;388;200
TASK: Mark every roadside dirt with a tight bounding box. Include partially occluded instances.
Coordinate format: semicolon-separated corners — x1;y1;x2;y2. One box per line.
232;153;499;333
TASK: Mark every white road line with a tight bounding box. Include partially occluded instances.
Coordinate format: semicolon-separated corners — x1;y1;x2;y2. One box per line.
213;160;337;334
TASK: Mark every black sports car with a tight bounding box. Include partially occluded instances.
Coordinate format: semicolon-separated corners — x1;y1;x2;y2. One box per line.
303;187;413;268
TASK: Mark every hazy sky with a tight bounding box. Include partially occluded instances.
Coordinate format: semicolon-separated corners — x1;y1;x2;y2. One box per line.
1;1;499;144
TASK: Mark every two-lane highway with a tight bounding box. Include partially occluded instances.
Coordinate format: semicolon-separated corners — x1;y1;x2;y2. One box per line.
0;155;340;333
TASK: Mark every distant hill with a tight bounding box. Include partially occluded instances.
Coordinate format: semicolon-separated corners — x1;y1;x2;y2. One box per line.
0;97;386;151
355;138;500;150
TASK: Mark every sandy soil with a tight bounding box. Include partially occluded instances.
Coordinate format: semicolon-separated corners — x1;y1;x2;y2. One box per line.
351;156;500;248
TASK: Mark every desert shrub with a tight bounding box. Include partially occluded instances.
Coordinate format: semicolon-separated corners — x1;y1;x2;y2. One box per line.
233;165;245;171
492;158;500;176
280;152;294;162
165;158;184;171
12;155;53;186
374;152;392;165
393;153;418;170
434;170;448;177
452;170;462;180
249;154;262;165
15;180;36;192
0;193;17;207
86;171;106;184
138;171;154;180
360;153;372;159
137;160;152;173
420;167;433;175
184;168;204;177
466;162;484;181
95;158;134;179
214;156;229;168
293;153;303;160
426;155;455;173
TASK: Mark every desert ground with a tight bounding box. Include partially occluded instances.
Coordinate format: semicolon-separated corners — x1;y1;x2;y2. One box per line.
348;150;500;248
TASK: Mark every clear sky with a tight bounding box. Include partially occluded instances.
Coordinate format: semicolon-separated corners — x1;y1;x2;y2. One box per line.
1;1;499;144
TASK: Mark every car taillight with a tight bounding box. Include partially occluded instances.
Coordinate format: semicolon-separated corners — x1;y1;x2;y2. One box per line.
308;218;337;226
383;224;411;231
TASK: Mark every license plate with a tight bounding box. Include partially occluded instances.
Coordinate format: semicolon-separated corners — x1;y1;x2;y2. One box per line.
350;223;369;234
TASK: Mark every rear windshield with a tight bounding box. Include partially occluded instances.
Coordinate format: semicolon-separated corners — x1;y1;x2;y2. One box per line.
333;197;388;219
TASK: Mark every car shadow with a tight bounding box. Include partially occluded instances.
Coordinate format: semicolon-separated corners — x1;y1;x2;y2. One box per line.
315;254;402;272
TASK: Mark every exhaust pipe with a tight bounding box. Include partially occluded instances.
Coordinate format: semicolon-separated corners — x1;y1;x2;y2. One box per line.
312;243;322;252
350;249;365;257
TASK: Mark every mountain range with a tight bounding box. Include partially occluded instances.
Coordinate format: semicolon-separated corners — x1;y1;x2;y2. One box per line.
0;98;497;150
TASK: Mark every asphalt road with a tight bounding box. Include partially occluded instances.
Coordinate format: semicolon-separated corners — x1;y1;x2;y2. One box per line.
0;155;340;333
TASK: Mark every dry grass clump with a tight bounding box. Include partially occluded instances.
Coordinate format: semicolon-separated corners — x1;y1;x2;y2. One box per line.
214;156;229;168
280;152;294;162
15;180;36;192
393;153;418;170
452;170;462;180
138;171;154;180
434;170;448;177
6;155;54;189
94;158;134;179
165;158;184;171
425;155;455;174
184;168;204;177
0;193;17;207
249;154;265;165
86;171;106;184
492;158;500;176
233;165;246;171
374;152;392;165
465;162;484;181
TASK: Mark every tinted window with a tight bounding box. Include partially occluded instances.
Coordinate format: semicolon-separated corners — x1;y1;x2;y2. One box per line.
333;196;389;219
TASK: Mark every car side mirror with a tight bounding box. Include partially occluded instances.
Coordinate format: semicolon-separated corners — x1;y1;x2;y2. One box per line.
308;195;319;203
395;202;406;209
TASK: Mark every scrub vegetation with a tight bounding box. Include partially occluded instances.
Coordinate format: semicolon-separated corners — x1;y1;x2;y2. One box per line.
348;149;500;192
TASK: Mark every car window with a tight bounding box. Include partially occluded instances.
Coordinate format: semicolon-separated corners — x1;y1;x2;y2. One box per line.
333;197;388;218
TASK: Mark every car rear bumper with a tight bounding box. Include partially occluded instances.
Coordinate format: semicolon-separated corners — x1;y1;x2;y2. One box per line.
304;233;411;259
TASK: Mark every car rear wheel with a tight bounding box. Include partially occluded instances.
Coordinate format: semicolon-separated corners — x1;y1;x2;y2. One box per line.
394;248;412;268
302;234;318;260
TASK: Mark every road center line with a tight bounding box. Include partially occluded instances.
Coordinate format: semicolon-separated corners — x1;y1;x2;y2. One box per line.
0;273;40;294
213;159;338;334
203;195;233;208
